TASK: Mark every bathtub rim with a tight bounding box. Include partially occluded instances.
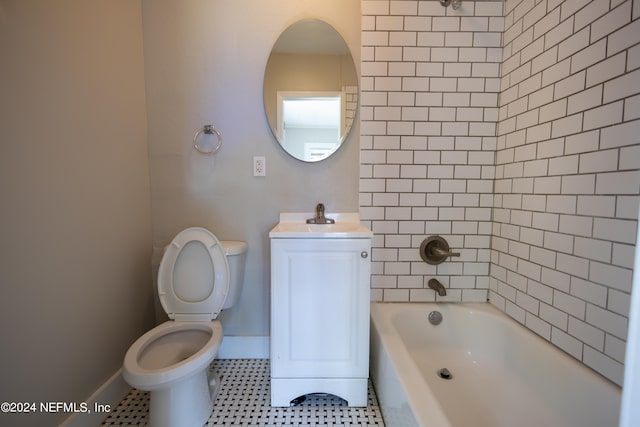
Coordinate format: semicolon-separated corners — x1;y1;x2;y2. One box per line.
370;301;622;427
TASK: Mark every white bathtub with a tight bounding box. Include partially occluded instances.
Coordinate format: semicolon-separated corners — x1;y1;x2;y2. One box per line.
370;303;622;427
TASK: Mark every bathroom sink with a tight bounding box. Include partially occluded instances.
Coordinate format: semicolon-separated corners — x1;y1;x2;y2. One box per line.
269;213;372;238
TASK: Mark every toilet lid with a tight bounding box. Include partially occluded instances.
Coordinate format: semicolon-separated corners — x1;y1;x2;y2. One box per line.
158;227;229;321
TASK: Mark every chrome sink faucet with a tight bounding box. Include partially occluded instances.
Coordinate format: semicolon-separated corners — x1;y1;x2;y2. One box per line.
306;203;335;224
428;278;447;296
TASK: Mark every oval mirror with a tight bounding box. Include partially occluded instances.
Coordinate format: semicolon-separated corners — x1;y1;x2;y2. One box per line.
263;19;358;162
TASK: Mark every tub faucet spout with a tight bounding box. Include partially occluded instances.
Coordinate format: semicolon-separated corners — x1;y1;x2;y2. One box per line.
428;278;447;296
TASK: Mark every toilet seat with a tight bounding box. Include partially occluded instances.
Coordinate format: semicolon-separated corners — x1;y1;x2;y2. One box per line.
158;227;230;321
123;320;222;390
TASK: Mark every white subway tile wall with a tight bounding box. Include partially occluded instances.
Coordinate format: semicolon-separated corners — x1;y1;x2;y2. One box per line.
360;0;640;386
361;0;503;306
494;0;640;386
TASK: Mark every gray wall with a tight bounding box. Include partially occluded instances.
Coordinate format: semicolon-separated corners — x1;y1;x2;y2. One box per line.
142;0;361;336
0;1;153;425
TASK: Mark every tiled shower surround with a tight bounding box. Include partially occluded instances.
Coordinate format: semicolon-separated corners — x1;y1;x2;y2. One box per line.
360;0;640;386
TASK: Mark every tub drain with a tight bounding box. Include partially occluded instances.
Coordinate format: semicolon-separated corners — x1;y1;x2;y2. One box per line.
438;368;452;380
428;310;443;325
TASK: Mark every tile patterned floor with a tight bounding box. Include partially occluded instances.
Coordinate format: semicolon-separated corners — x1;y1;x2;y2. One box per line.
101;359;385;426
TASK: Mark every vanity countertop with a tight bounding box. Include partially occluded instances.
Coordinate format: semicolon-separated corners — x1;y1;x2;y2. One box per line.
269;212;373;238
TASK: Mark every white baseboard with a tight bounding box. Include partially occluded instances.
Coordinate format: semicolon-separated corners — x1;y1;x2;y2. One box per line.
218;335;269;359
60;369;131;427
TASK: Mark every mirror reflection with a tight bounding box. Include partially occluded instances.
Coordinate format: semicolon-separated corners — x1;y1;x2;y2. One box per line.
263;19;358;162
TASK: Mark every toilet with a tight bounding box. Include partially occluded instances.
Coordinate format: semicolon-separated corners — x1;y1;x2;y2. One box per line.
123;227;247;427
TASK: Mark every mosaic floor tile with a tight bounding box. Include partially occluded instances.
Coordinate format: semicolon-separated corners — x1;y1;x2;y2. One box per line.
102;359;385;426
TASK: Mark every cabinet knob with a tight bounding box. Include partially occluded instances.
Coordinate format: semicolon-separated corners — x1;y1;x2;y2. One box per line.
361;251;368;259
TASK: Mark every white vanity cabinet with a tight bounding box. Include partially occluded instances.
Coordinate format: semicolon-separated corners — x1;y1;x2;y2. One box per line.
269;213;372;407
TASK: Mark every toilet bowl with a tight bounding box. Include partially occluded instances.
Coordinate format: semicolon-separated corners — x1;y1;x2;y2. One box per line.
123;227;247;427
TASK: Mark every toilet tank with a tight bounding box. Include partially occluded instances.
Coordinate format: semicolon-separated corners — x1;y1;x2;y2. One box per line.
220;241;248;309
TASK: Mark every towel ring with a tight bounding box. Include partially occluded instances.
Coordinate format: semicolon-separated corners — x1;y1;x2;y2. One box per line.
193;125;222;155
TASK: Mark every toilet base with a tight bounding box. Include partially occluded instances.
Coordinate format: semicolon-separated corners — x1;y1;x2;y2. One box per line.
148;368;214;427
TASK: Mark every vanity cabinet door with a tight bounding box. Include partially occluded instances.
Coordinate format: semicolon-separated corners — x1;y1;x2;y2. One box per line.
270;238;371;379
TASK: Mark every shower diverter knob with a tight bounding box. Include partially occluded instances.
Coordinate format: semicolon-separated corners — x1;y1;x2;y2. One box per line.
419;236;460;265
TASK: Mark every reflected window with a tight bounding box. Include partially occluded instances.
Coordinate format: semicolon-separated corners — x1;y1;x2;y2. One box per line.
277;92;343;161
